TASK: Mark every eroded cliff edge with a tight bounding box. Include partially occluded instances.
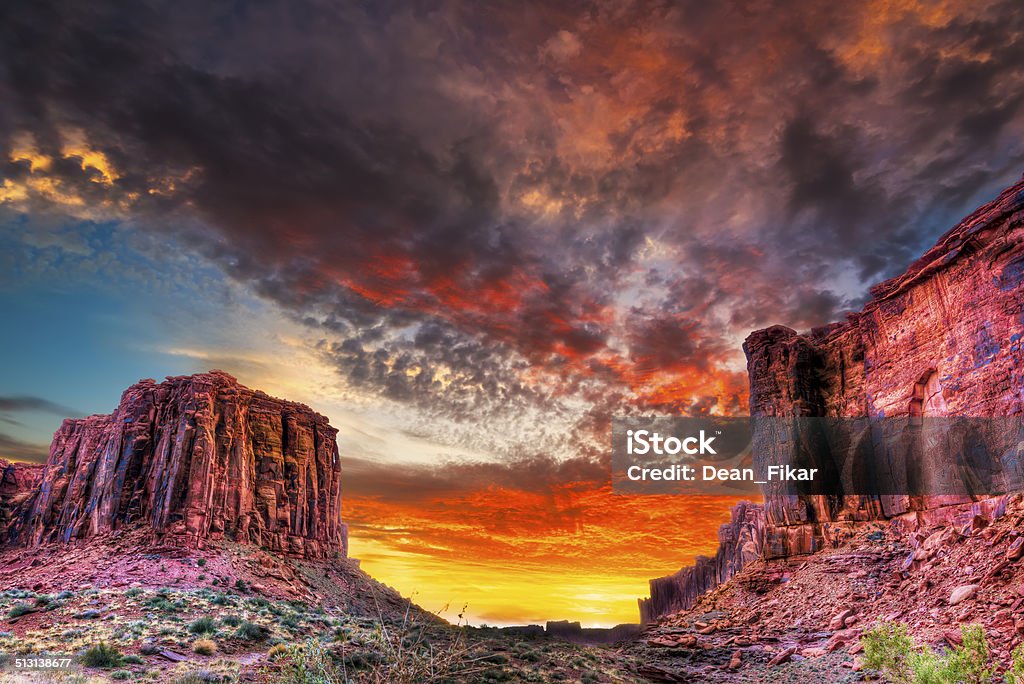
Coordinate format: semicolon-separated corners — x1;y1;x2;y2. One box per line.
641;175;1024;623
4;370;346;559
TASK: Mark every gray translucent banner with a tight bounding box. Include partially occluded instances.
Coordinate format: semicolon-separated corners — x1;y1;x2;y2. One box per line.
612;417;1024;497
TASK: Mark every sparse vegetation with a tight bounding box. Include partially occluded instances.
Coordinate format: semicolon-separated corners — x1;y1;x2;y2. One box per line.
7;602;34;618
192;638;217;655
80;642;123;668
188;616;217;635
862;621;995;684
235;620;270;641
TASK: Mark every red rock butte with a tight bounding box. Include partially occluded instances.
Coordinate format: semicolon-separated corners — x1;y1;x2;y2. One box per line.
1;371;346;559
641;174;1024;623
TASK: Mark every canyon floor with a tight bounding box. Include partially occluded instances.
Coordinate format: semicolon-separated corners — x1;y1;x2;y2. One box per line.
3;497;1024;683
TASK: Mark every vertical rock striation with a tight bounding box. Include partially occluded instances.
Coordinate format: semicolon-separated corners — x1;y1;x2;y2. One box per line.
7;371;346;558
638;501;764;623
642;174;1024;622
745;175;1024;556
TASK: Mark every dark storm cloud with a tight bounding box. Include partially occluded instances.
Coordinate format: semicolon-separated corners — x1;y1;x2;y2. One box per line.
3;0;1024;437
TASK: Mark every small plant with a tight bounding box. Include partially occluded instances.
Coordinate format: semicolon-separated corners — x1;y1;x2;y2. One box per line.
122;654;145;665
210;593;231;606
1007;644;1024;684
272;641;343;683
267;643;289;659
863;621;915;683
221;614;242;627
192;639;217;656
197;558;207;567
80;642;123;668
234;579;248;592
187;616;217;635
169;671;221;684
235;621;270;641
7;602;34;618
110;670;133;680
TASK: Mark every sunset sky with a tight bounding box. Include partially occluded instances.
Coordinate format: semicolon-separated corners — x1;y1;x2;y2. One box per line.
3;0;1024;627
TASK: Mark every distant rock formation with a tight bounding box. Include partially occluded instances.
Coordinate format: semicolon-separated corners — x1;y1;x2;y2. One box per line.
642;174;1024;622
639;501;764;624
544;620;643;645
4;371;346;558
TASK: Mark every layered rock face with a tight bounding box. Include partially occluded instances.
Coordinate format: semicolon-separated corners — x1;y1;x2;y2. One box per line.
639;501;764;623
745;176;1024;557
6;371;346;558
642;175;1024;622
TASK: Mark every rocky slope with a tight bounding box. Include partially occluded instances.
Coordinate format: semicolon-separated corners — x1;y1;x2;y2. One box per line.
641;174;1024;625
5;371;346;559
630;494;1024;682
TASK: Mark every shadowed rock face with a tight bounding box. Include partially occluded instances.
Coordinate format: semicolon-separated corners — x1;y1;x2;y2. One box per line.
642;174;1024;623
638;501;764;624
0;459;44;531
6;371;346;558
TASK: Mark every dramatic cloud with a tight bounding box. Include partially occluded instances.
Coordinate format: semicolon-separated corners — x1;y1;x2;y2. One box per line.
3;0;1024;624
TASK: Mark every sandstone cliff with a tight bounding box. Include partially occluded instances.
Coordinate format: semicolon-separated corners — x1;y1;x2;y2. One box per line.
5;371;346;558
638;501;764;623
641;174;1024;622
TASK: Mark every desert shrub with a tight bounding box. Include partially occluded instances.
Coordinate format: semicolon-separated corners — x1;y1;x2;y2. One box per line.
7;602;34;618
1007;644;1024;684
73;609;103;619
235;621;270;641
861;622;995;684
220;614;242;627
188;616;217;635
192;639;217;656
169;671;222;684
80;642;123;668
234;579;248;592
210;593;232;606
268;643;290;659
122;654;145;665
125;587;143;598
197;558;207;567
110;670;133;680
272;641;343;684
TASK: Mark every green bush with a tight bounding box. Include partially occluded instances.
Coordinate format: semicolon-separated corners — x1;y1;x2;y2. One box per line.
235;621;270;641
1007;644;1024;684
110;670;133;680
7;602;34;618
188;616;217;635
863;621;915;683
861;622;994;684
220;614;242;627
80;642;123;668
272;641;343;684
